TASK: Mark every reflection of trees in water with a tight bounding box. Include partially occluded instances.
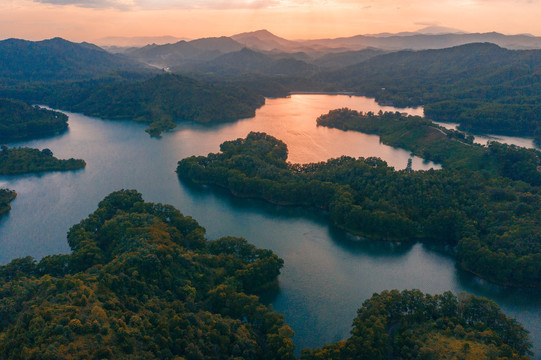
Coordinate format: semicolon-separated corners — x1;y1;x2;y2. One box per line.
179;176;328;222
456;270;541;308
181;177;415;258
327;225;414;257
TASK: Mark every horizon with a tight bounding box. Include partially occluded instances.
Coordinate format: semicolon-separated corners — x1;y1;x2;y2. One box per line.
1;0;540;43
1;27;540;46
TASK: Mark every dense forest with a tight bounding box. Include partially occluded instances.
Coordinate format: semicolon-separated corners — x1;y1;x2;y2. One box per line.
314;43;541;139
0;37;148;82
0;99;69;141
316;108;541;185
0;191;531;359
0;190;295;359
301;289;531;360
0;146;85;175
177;132;541;287
0;188;16;218
0;74;265;136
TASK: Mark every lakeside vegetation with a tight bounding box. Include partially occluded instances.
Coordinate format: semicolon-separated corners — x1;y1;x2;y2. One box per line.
316;43;541;140
0;190;295;359
0;191;531;359
301;289;531;360
0;146;85;175
316;108;541;185
1;73;265;136
0;99;68;142
0;188;16;218
177;132;541;287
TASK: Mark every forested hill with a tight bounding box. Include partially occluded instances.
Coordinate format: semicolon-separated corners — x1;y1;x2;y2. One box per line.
0;190;295;359
322;43;541;96
318;43;541;138
301;290;531;359
0;37;148;81
6;73;265;136
0;99;68;141
179;47;316;76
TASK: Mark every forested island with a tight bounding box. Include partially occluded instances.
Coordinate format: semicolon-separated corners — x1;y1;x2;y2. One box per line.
0;190;531;359
177;132;541;288
0;188;16;218
0;99;68;141
1;73;265;136
0;146;85;175
301;289;531;359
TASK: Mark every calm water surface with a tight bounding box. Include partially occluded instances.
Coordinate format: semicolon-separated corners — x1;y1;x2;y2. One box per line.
434;120;541;150
1;95;539;357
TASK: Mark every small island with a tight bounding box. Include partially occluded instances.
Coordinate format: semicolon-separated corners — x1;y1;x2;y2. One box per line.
0;188;16;218
0;98;68;141
177;132;541;288
0;146;85;175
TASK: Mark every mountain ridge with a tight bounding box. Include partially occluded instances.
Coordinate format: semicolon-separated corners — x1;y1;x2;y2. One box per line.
0;37;148;81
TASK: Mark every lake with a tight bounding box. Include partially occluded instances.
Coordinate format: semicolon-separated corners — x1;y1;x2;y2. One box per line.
1;95;540;357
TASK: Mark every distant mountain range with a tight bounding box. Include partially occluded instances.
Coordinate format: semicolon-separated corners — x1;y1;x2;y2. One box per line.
95;36;189;47
127;37;245;69
232;28;541;52
97;28;541;74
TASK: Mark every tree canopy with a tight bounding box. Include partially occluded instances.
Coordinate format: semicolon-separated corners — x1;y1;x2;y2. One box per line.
0;190;294;359
0;99;68;142
0;146;85;175
301;289;531;360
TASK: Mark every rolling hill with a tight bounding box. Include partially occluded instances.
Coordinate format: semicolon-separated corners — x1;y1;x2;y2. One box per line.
0;37;147;81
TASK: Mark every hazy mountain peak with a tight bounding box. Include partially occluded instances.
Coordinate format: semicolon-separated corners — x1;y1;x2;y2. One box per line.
232;29;276;38
416;26;465;35
231;29;301;52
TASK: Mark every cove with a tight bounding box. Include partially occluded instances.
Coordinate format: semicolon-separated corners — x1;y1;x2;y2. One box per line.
0;95;539;357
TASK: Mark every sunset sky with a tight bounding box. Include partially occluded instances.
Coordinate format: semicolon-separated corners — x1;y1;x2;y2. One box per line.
1;0;540;42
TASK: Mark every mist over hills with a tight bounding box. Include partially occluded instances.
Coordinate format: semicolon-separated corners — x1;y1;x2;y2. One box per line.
95;35;188;47
126;37;245;69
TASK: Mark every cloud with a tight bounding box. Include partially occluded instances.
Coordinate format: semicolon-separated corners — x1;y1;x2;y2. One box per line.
32;0;316;10
33;0;134;9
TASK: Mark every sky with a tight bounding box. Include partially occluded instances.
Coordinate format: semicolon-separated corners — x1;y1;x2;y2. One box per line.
0;0;540;42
